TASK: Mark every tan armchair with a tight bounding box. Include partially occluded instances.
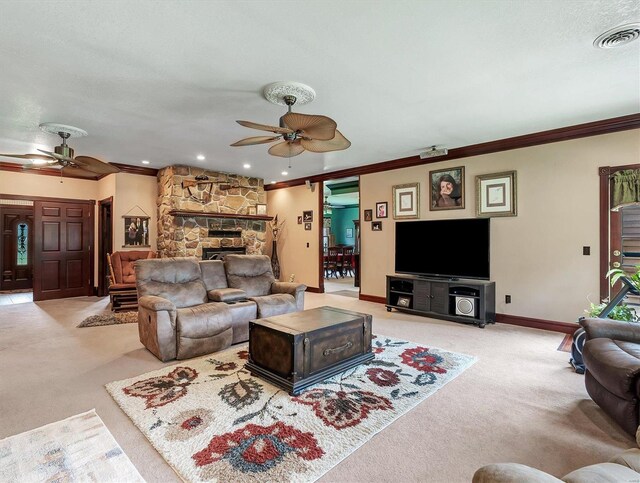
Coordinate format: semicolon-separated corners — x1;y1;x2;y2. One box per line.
107;250;156;311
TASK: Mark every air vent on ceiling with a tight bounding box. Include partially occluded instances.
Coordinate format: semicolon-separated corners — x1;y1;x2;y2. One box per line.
594;23;640;49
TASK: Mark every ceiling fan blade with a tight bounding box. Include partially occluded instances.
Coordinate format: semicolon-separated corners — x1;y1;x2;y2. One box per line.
230;136;282;147
73;156;120;174
282;113;337;141
300;129;351;153
37;149;73;162
63;165;102;178
0;153;55;161
236;120;293;135
268;140;305;158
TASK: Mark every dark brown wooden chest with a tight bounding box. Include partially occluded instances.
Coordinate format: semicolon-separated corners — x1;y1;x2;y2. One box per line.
246;306;373;395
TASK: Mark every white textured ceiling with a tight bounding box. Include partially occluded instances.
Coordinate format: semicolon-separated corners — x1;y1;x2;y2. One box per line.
0;0;638;183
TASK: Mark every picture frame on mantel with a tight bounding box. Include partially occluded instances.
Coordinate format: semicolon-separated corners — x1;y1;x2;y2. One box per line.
256;204;267;215
248;206;257;215
123;216;150;247
476;170;517;217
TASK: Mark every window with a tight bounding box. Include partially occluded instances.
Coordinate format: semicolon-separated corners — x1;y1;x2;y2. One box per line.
16;223;28;265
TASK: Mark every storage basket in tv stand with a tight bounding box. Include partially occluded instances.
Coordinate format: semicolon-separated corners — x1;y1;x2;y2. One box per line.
386;274;495;328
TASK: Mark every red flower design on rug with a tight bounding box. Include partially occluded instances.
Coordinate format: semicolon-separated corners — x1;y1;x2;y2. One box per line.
215;362;237;371
294;389;393;429
366;368;400;387
123;367;198;409
401;347;447;373
165;408;214;442
237;350;249;360
192;422;323;479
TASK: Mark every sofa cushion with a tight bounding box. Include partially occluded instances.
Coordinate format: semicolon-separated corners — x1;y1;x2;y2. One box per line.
250;294;297;318
609;448;640;473
225;300;257;344
583;338;640;400
199;260;229;290
111;251;155;284
136;258;207;308
108;282;136;291
562;462;640;482
225;254;275;297
208;288;247;303
176;303;233;360
472;463;562;483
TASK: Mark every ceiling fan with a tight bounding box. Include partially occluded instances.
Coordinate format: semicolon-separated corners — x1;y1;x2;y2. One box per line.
0;123;120;178
230;82;350;159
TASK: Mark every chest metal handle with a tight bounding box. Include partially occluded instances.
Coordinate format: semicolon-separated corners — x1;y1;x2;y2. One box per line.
323;341;353;357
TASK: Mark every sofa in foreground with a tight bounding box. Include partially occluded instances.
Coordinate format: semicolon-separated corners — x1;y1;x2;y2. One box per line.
135;255;306;362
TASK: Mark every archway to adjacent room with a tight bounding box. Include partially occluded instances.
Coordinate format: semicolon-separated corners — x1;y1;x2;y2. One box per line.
320;176;360;298
97;196;113;297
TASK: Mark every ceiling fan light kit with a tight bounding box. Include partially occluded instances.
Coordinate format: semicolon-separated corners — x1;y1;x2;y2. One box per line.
231;81;351;163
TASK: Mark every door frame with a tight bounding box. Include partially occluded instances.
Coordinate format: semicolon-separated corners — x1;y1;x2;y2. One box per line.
0;205;34;291
0;193;95;297
317;180;324;293
97;196;113;297
599;163;640;300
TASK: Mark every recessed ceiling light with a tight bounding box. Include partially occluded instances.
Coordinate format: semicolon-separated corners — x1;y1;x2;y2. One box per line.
270;181;276;184
243;163;251;169
281;171;288;176
31;159;49;165
197;154;205;161
141;160;150;165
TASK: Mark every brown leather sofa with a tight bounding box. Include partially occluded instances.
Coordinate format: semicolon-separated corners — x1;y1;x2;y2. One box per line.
581;317;640;436
135;255;306;361
107;250;156;311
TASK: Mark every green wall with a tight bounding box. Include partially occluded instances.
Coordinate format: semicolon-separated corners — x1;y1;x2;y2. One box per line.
331;206;359;245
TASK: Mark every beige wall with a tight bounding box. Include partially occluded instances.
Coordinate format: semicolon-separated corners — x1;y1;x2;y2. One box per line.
267;185;320;288
0;170;98;199
360;129;640;323
113;173;158;251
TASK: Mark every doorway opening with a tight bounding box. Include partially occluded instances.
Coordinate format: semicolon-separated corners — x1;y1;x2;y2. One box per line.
322;177;360;297
97;197;113;297
0;200;34;304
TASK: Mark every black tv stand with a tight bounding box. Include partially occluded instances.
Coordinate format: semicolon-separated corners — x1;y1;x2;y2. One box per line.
386;274;496;328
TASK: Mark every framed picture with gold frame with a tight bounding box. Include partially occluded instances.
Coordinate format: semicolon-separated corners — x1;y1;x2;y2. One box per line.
476;170;517;217
392;183;419;219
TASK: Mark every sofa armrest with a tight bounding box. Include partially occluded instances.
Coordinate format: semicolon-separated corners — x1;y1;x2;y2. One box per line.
472;463;562;483
271;282;307;296
580;317;640;343
139;295;176;312
208;288;247;303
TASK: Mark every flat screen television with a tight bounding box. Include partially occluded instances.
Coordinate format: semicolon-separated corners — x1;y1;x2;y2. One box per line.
395;218;490;279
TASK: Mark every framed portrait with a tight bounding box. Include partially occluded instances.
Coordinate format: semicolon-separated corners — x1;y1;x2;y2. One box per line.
429;166;465;211
248;206;257;215
304;222;312;231
346;228;353;238
372;221;382;231
363;209;373;222
376;201;388;218
123;216;150;247
397;296;411;308
256;204;267;215
476;170;517;217
303;210;313;222
392;183;419;219
297;216;303;224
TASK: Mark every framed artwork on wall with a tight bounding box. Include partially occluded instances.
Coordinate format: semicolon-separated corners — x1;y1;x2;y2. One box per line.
392;183;419;219
123;216;150;247
476;170;517;217
304;222;312;231
429;166;465;211
372;221;382;231
303;210;313;222
297;216;303;224
363;209;373;222
346;228;353;238
376;201;388;218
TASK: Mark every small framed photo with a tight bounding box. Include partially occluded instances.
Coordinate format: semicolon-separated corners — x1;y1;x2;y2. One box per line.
256;204;267;215
376;201;388;218
364;209;373;222
397;296;411;308
476;170;517;217
248;206;257;215
346;228;353;238
304;222;312;231
372;221;382;231
297;216;303;224
392;183;419;219
429;166;464;211
303;210;313;222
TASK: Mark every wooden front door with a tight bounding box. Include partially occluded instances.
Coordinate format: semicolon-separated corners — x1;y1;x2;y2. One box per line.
0;206;34;290
33;200;93;301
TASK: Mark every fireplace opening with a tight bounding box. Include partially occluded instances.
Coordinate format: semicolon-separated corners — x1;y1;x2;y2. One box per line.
202;246;246;260
208;229;242;238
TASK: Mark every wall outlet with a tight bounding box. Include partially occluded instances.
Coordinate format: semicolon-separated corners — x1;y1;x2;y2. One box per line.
505;295;511;304
583;246;590;255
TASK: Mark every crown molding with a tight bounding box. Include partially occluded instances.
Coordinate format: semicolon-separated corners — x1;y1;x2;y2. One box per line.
107;163;159;177
0;161;159;180
265;113;640;191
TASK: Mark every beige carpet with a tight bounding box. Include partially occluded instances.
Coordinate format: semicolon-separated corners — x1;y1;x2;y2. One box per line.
106;338;474;482
0;409;143;482
0;293;634;482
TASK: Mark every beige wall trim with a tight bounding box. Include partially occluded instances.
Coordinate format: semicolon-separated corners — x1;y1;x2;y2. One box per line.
496;314;578;334
266;113;640;191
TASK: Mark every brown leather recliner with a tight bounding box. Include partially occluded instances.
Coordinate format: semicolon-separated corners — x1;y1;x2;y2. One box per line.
581;317;640;436
108;250;156;311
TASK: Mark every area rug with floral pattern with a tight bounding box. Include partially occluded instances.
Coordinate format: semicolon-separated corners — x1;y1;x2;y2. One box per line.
106;335;476;482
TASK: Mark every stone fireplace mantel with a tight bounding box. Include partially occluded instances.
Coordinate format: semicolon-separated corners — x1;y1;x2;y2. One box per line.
168;210;273;222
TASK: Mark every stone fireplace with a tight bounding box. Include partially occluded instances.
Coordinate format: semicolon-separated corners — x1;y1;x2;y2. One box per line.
157;166;269;258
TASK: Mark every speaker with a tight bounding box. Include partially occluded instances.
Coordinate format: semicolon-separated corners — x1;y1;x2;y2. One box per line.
455;296;476;317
